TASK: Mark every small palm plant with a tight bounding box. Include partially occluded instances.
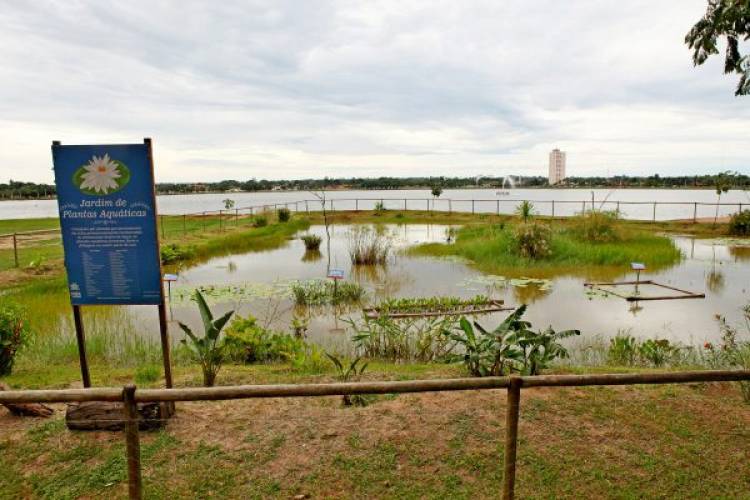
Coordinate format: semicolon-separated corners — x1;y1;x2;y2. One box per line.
178;290;234;387
515;200;535;223
325;352;370;406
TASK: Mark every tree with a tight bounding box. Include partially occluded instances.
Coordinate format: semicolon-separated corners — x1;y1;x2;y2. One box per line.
431;185;443;198
713;170;735;225
686;1;750;95
223;198;235;210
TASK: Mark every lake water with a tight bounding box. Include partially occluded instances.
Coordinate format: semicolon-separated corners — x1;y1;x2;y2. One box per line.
88;222;750;355
2;188;749;221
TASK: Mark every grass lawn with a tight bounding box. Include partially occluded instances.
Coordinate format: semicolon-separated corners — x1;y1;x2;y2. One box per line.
1;363;749;499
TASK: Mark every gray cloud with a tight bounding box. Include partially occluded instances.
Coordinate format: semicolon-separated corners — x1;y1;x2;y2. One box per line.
0;0;747;182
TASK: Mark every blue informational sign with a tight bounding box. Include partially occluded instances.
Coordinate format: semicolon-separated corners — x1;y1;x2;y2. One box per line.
52;142;163;305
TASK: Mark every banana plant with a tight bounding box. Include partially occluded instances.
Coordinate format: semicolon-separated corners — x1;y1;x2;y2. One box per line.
178;290;234;387
512;326;580;375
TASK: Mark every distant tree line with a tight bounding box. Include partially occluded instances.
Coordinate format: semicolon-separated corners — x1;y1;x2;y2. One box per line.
0;180;56;200
2;173;748;200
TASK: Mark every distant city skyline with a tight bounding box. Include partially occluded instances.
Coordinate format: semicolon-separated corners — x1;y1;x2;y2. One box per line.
0;1;748;184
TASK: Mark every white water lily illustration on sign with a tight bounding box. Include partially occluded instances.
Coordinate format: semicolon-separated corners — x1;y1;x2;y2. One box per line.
73;154;131;195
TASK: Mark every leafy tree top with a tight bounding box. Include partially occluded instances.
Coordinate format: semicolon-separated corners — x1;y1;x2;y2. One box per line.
686;0;750;95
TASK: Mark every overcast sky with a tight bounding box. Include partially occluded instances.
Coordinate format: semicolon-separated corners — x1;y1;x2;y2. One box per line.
1;1;747;183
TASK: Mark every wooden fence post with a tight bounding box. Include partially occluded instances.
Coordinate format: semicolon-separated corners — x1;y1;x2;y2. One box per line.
12;233;19;267
652;203;656;223
123;385;143;500
202;212;206;232
355;199;359;211
404;199;407;211
472;200;475;214
551;200;555;218
502;377;522;500
616;201;620;216
497;200;500;215
449;199;452;214
693;202;698;223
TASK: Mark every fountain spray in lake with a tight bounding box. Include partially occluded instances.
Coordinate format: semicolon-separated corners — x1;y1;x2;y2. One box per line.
497;175;515;195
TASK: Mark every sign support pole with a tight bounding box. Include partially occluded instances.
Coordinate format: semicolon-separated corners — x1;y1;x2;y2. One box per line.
72;304;92;388
145;138;174;390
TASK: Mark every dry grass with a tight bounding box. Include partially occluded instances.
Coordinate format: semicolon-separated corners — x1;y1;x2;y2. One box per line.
1;366;749;499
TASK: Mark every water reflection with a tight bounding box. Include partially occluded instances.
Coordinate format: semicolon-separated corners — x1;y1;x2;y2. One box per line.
301;249;323;262
31;224;750;348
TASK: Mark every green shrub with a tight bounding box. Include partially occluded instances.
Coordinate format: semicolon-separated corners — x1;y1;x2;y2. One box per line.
729;210;750;236
638;339;677;367
0;301;28;376
374;201;386;212
607;332;638;366
301;234;322;251
513;223;552;259
570;210;621;243
253;215;268;227
277;207;291;222
224;314;305;363
160;243;196;264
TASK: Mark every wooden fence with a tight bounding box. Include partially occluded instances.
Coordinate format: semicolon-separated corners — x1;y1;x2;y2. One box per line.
2;369;749;499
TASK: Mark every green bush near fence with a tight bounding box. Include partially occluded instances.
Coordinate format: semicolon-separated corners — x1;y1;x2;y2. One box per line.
0;301;28;376
729;210;750;236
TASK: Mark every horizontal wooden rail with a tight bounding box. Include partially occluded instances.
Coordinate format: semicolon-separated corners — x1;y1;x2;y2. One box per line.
2;370;748;405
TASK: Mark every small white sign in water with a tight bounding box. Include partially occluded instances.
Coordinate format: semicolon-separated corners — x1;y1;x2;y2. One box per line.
328;269;345;280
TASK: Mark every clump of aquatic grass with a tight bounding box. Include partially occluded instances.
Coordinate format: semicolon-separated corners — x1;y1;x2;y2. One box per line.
277;207;291;222
253;214;268;227
291;279;365;306
411;223;681;271
569;210;622;243
301;233;322;251
348;226;391;265
161;243;196;264
17;306;171;369
513;223;552;259
347;314;459;362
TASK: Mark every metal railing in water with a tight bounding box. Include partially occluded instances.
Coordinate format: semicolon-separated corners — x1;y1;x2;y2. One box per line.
2;197;747;268
2;369;749;499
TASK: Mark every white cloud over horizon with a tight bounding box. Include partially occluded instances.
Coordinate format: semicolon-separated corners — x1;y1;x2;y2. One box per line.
0;0;748;183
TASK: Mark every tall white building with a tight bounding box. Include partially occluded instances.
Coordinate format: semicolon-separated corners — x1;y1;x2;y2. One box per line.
548;148;566;185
